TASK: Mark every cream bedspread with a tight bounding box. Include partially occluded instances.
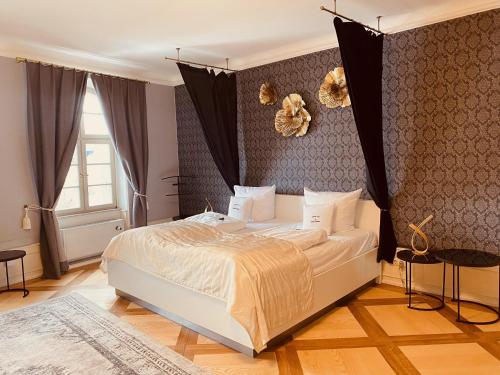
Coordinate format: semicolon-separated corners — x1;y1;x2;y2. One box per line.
101;220;314;351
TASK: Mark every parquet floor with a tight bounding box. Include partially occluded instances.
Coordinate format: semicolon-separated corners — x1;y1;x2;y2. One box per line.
1;262;500;374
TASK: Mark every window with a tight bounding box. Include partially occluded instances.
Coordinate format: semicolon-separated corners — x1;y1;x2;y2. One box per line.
56;79;117;214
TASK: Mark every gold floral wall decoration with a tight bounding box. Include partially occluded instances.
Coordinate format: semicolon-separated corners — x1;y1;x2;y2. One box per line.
259;82;278;105
318;67;351;108
274;93;311;137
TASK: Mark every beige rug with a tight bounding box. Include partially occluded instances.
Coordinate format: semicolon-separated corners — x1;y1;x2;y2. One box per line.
0;293;211;375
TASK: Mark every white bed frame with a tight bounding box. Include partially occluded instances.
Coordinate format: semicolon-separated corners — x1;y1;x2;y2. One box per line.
108;194;381;356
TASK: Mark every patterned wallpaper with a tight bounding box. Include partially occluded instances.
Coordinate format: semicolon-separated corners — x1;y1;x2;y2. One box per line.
382;9;499;252
176;87;232;214
176;9;499;252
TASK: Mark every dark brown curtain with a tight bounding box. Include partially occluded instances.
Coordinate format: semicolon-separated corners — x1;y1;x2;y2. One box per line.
334;17;397;263
177;63;239;192
91;75;148;227
26;62;88;278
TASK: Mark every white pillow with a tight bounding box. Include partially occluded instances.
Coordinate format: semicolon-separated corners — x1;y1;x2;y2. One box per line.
304;187;362;232
228;196;253;222
302;203;334;235
234;185;276;222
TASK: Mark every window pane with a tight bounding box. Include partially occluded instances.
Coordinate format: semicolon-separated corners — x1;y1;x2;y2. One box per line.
56;187;81;211
63;165;80;188
88;185;113;207
70;148;78;165
83;113;108;135
83;91;103;114
85;143;111;164
87;164;112;185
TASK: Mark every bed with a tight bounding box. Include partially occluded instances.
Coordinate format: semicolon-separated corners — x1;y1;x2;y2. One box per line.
104;194;381;356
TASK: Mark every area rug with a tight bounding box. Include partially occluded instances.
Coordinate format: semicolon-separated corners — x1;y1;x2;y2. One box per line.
0;293;211;374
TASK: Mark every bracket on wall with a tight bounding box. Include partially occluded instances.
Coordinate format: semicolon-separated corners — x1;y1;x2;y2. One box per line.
162;175;195;196
164;48;237;72
320;1;386;35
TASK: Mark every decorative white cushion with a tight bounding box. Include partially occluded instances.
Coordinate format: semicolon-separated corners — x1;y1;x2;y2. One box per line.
234;185;276;222
302;203;334;235
304;187;362;232
227;196;253;222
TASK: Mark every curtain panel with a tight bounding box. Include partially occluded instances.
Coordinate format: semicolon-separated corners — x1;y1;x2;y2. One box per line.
91;75;149;228
334;17;398;263
26;62;88;278
177;63;239;192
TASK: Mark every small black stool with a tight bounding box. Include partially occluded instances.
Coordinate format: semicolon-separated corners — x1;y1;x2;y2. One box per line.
434;248;499;325
0;250;29;297
397;249;445;311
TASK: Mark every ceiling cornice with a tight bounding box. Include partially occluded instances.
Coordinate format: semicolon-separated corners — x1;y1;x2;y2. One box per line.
169;2;499;85
0;48;179;86
2;1;498;87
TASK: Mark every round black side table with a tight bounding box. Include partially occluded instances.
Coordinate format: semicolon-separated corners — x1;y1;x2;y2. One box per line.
397;249;445;311
0;250;29;297
433;249;499;325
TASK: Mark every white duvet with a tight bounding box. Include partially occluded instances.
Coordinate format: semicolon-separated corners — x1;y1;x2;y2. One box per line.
251;223;328;251
101;220;324;351
185;212;246;233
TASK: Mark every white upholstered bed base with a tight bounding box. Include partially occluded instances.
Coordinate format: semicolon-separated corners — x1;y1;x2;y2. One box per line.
107;194;381;356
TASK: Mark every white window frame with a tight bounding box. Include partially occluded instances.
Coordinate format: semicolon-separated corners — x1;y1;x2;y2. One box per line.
56;82;118;216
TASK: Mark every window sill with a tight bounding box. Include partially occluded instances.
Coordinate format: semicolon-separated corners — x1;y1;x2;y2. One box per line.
57;208;126;229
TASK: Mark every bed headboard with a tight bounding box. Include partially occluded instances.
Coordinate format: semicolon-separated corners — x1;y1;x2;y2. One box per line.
274;194;380;239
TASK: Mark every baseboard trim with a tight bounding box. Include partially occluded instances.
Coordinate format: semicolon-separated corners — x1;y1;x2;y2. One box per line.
0;243;42;287
382;274;498;308
1;269;44;287
69;256;102;270
2;241;497;309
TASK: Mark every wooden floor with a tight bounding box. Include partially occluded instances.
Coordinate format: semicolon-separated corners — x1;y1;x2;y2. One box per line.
1;262;500;374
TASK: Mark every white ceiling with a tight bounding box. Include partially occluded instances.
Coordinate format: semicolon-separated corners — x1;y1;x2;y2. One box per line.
0;0;497;86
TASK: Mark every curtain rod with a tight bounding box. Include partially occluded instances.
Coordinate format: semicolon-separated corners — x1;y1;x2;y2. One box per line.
165;48;238;72
15;57;150;84
164;57;238;72
320;5;386;35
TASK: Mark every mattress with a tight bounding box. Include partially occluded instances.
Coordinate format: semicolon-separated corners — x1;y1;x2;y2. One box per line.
305;228;378;276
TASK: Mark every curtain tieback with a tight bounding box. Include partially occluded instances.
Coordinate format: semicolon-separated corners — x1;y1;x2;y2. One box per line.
133;191;149;210
22;204;55;231
26;204;55;212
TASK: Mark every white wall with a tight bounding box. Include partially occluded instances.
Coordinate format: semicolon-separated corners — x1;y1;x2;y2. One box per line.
0;56;40;251
0;243;42;286
146;83;179;223
0;56;179;284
